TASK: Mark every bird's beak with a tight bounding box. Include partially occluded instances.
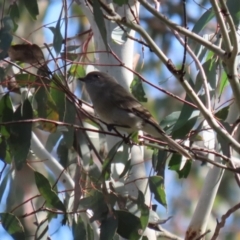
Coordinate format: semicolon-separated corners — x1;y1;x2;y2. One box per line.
78;77;85;82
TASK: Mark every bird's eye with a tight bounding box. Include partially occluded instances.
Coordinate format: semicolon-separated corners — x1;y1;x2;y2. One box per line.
94;74;99;78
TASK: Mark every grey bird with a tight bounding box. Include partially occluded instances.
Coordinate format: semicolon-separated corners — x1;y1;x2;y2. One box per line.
79;71;191;159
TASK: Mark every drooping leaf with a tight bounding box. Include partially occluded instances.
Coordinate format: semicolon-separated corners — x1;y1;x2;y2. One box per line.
0;138;11;164
8;2;20;31
149;176;167;208
195;58;217;93
73;215;87;240
116;210;142;239
9;99;33;170
34;171;66;212
57;138;69;168
62;99;76;147
102;140;123;179
137;191;149;231
78;191;108;221
192;8;214;34
227;0;240;26
22;0;39;20
0;67;5;82
50;78;65;121
0;213;25;239
215;105;230;121
100;216;118;240
130;77;147;102
172;109;199;139
92;0;108;51
168;154;192;178
15;73;37;87
46;131;62;152
48;8;63;55
0;94;13;138
0;24;13;60
119;159;131;178
152;148;167;177
218;71;228;96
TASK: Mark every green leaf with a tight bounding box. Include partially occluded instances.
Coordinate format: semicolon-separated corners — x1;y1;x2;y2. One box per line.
102;140;123;179
73;215;87;240
50;79;65;121
46;131;62;152
0;26;13;60
34;171;66;211
9;99;33;170
152;149;167;177
22;0;39;20
57;138;69;168
119;160;131;178
0;212;25;239
48;23;63;55
0;67;5;82
78;191;108;217
0;138;12;164
160;111;181;132
218;71;228;96
15;73;37;85
130;77;147;102
192;8;214;34
69;64;85;78
8;2;19;31
172;109;199;139
92;0;108;51
195;58;217;92
87;223;95;240
137;191;149;231
62;99;76;147
116;210;142;239
177;160;191;178
0;94;13;138
215;106;230;121
227;0;240;26
149;176;167;208
113;0;128;6
100;216;118;240
168;154;191;178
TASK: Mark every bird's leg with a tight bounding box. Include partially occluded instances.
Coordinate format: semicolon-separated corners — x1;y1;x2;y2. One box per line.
106;124;133;144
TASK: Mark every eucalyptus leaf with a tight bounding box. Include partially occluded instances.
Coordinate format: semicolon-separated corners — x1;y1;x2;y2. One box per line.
149;176;167;208
34;171;66;211
9;99;33;170
0;212;25;239
100;216;118;240
23;0;39;20
93;0;108;51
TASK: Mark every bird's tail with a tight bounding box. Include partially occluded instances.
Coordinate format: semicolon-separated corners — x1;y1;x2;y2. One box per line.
160;133;192;159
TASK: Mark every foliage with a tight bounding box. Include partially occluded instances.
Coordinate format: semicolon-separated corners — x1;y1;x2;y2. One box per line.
0;0;239;240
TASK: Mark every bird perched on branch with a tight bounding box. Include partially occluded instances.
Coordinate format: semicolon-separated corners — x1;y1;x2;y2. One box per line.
79;71;191;159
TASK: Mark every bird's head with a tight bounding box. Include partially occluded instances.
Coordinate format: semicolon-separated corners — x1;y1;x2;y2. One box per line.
78;71;116;87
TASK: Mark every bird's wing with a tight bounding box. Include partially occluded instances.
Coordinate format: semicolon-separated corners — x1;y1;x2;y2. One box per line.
109;83;164;132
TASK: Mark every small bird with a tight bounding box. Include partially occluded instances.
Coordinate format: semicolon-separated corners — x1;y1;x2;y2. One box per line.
79;71;191;159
